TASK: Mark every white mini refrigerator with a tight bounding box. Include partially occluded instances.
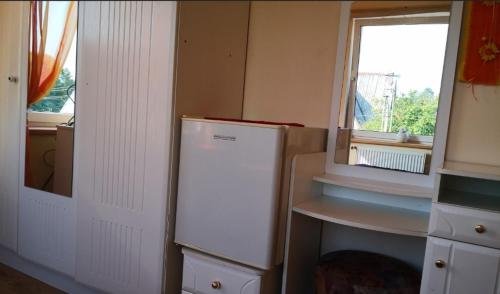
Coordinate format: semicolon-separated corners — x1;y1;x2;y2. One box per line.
175;118;326;270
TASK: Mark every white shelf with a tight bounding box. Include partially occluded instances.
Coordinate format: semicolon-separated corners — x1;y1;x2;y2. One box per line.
437;161;500;181
439;189;500;213
313;173;434;198
293;195;429;237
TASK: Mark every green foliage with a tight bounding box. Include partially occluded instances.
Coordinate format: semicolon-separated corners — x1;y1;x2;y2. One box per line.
30;68;75;113
391;88;438;136
362;100;384;132
360;88;439;136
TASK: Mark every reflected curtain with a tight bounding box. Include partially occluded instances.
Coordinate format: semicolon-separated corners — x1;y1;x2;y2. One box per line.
28;0;77;106
25;0;77;187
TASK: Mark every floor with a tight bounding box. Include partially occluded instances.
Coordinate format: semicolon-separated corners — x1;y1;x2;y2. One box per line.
0;263;63;294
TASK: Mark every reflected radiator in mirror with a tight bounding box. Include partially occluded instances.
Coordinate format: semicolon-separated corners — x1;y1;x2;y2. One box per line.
352;145;428;174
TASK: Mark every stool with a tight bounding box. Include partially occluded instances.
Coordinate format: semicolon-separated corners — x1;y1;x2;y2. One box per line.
315;250;421;294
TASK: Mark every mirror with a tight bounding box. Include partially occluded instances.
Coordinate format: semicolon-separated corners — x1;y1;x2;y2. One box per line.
25;1;77;197
334;1;451;175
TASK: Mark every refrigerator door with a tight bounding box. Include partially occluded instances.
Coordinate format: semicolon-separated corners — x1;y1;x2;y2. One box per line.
175;119;285;269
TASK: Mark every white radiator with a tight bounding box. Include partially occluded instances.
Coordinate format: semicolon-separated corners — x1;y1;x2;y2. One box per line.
355;146;427;174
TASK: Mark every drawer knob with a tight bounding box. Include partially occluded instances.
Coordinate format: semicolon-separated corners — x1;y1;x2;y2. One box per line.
435;259;446;268
211;281;222;289
475;225;486;234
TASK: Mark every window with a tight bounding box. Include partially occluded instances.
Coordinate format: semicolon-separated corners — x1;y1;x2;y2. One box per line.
345;14;449;141
334;8;451;174
28;1;77;125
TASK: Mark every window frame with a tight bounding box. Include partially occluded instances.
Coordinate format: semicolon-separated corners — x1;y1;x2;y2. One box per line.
325;1;463;188
27;111;73;127
343;14;449;142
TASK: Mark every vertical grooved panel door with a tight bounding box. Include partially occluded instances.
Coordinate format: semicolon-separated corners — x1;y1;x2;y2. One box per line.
75;2;176;293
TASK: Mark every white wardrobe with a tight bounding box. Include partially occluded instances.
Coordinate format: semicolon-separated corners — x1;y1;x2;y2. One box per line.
0;1;177;293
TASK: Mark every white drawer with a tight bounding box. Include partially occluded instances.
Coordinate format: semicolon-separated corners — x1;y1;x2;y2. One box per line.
182;248;262;294
429;203;500;249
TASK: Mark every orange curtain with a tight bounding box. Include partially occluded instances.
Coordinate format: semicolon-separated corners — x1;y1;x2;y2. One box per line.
28;0;77;106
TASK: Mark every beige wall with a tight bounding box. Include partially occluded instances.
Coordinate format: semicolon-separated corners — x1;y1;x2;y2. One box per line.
175;1;249;119
243;1;340;128
446;84;500;166
444;3;500;166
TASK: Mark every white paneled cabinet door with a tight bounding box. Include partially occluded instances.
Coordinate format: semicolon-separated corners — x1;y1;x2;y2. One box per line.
0;1;22;251
421;237;500;294
75;1;176;293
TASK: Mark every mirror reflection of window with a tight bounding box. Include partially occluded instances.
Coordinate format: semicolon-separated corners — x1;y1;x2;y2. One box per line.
25;1;77;197
335;1;450;175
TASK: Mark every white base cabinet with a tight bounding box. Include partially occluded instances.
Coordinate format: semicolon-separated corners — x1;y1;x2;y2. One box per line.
182;248;279;294
421;237;500;294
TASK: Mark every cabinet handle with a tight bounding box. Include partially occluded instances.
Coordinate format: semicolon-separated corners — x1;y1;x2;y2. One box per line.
474;224;486;234
7;76;18;83
435;259;445;268
211;281;221;289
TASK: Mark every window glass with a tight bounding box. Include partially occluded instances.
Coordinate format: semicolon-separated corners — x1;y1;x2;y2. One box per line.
28;1;77;116
354;23;448;136
334;9;450;175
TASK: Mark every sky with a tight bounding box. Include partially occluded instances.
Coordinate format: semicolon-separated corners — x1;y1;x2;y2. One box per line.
44;1;77;79
43;1;77;113
357;23;449;96
64;35;77;79
59;38;76;114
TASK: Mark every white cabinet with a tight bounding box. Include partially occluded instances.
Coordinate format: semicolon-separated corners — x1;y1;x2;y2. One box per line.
421;237;500;294
74;1;176;293
2;2;177;292
426;168;500;294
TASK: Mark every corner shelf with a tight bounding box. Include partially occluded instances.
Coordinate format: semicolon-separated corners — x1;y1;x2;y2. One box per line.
437;161;500;181
313;173;434;199
436;166;500;213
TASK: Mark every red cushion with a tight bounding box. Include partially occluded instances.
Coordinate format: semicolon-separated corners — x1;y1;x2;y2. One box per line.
315;251;421;294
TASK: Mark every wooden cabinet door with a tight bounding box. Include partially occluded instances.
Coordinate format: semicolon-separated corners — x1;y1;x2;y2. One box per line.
421;237;500;294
